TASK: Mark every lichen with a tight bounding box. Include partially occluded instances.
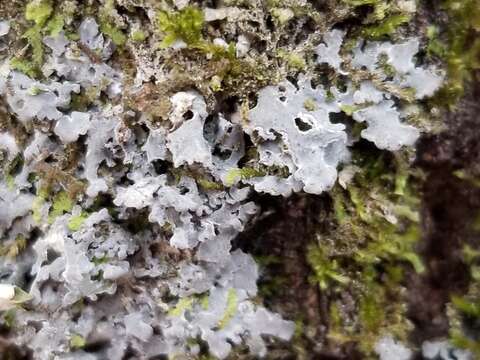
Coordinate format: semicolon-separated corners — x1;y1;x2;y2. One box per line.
0;1;462;359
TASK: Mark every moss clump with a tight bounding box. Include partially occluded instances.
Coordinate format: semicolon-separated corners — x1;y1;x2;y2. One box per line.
197;178;224;191
307;150;422;355
98;0;127;46
9;58;38;78
13;0;67;77
430;0;480;107
131;30;146;42
307;245;350;290
361;13;410;39
344;0;411;39
448;242;480;357
25;0;53;26
67;212;89;231
69;334;86;350
0;235;27;259
225;167;266;186
277;50;306;71
99;21;127;46
168;297;194;317
156;6;204;48
45;14;64;36
48;191;74;223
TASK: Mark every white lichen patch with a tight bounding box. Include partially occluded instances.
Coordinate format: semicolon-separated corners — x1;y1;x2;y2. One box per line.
315;29;345;72
375;336;413;360
352;100;420;151
5;72;80;123
351;37;444;99
0;20;10;37
54;112;91;143
247;76;349;194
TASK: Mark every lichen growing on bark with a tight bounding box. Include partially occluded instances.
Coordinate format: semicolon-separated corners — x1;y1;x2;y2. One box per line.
0;0;478;359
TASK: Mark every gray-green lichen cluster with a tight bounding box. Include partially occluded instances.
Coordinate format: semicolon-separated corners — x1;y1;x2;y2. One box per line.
0;0;474;359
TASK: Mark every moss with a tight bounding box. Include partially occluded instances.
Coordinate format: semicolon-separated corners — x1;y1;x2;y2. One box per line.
25;0;53;27
197;178;223;191
69;334;86;349
340;104;360;116
361;14;410;39
10;57;38;78
45;13;64;36
23;25;45;66
453;169;480;187
448;280;480;357
156;6;204;48
307;245;350;290
0;235;27;259
32;186;49;223
168;297;194;317
307;149;422;355
67;212;88;231
11;286;32;306
131;30;146;42
430;0;480;107
344;0;411;40
225;167;266;186
2;309;16;329
98;0;127;46
99;20;127;46
218;289;238;329
303;98;317;111
14;0;63;77
48;190;74;223
277;50;306;70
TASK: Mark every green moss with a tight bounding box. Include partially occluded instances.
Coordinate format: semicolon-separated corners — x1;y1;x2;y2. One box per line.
32;186;49;223
98;0;127;46
48;191;74;223
344;0;410;40
11;286;32;305
99;21;127;46
156;6;204;48
225;167;266;186
340;104;360;116
14;1;63;77
0;235;27;259
362;14;410;39
308;150;421;355
307;245;350;290
197;178;224;191
23;25;44;66
45;13;64;36
69;334;86;349
3;309;16;328
448;281;480;357
218;289;238;329
431;0;480;107
168;297;194;317
200;294;210;310
303;98;317;111
277;49;306;70
453;169;480;187
25;0;53;27
131;30;146;42
10;57;38;78
67;212;88;231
